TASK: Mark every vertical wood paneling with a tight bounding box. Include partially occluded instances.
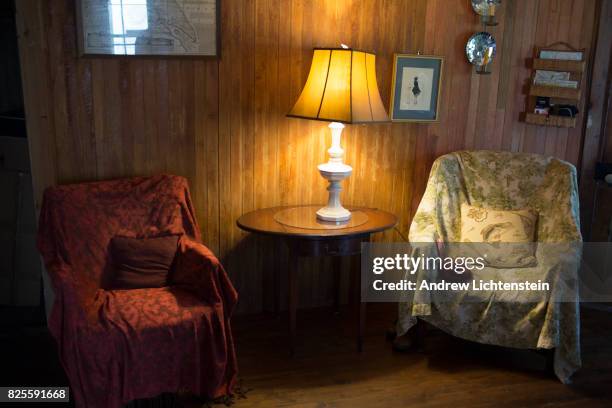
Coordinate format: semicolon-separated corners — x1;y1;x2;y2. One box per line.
0;2;23;113
17;0;601;314
580;0;611;240
15;0;58;213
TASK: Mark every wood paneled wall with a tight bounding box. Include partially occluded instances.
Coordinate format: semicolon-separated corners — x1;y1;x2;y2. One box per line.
16;0;599;313
0;1;23;114
580;0;612;241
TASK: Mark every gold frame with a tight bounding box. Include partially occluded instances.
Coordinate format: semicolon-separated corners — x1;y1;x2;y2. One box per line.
389;54;444;123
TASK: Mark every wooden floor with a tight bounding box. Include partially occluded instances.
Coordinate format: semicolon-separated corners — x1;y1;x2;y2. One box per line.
228;303;612;408
2;304;611;407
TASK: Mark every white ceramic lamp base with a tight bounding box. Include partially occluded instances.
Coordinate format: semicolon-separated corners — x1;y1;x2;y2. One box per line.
317;122;352;222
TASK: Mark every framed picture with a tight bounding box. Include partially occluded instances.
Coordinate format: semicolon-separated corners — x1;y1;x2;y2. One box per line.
76;0;219;57
389;54;444;122
539;49;583;61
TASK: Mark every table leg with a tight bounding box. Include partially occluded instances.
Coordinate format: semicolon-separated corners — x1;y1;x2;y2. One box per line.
273;245;281;315
356;256;366;352
288;245;299;355
357;236;370;352
332;256;342;314
348;253;365;352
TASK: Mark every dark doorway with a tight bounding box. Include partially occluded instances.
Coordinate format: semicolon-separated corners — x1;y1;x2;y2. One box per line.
0;0;45;328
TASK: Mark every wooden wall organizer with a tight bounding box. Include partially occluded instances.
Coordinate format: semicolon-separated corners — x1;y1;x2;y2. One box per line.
524;112;576;128
523;42;585;128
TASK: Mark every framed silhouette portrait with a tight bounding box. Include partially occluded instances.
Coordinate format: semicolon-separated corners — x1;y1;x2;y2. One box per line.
390;54;444;122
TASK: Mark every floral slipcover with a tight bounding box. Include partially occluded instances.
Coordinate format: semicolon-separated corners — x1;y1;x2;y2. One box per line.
398;150;582;383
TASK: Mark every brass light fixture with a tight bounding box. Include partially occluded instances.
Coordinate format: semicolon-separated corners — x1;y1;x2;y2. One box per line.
471;0;502;26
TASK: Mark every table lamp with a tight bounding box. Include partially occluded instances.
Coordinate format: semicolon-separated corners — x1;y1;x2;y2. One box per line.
287;46;389;222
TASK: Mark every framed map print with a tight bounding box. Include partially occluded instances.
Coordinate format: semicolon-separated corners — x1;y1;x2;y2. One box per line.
76;0;219;56
389;54;444;122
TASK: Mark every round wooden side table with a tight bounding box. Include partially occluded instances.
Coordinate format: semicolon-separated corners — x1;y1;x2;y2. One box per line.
236;205;397;354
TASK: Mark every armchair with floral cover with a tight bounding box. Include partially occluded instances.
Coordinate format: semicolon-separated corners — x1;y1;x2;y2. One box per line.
37;175;238;408
398;150;582;383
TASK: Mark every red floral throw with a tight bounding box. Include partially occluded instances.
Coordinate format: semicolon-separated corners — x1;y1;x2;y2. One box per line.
37;175;238;408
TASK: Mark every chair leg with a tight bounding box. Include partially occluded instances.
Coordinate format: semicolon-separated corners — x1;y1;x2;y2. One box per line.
411;319;427;351
545;348;555;375
391;318;426;352
385;319;397;341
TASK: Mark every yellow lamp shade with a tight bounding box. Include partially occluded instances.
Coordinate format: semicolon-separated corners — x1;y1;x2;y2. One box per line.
287;48;389;124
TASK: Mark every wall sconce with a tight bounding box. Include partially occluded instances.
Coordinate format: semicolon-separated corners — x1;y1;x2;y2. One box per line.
471;0;501;26
466;32;497;75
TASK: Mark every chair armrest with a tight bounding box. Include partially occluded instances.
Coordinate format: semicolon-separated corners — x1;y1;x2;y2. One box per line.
409;155;463;243
537;242;581;295
172;237;238;317
42;261;100;336
533;160;582;243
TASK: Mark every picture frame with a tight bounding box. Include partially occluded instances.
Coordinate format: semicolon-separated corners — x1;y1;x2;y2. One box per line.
75;0;220;57
539;49;583;61
389;54;444;122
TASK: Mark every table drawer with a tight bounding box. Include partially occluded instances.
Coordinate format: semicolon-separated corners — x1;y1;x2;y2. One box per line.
293;236;365;257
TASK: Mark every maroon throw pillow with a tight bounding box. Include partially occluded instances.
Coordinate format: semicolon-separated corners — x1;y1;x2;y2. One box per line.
109;235;180;290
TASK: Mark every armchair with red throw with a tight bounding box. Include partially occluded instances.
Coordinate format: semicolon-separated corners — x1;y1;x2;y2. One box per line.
37;175;238;408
